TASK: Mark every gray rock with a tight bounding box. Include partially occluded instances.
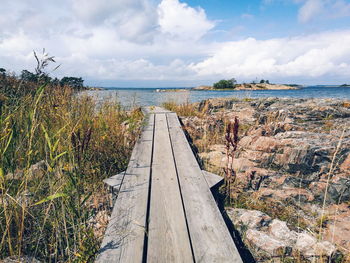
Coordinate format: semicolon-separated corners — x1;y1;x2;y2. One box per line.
1;256;41;263
245;229;292;257
268;219;298;245
283;176;312;188
295;232;336;257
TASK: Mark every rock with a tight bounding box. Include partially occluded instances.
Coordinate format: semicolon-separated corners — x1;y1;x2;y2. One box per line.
245;229;291;257
181;97;350;260
294;232;317;257
259;187;315;203
314;241;336;256
268;219;298;245
324;204;350;250
283;176;312;188
249;136;280;153
226;208;271;231
295;232;336;257
238;210;272;229
1;256;41;263
340;153;350;173
7;160;47;180
226;208;339;261
311;177;350;204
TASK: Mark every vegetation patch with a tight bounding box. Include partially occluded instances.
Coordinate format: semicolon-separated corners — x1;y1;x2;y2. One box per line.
0;55;143;262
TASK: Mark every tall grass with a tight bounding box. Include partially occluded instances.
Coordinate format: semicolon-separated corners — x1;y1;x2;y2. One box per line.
0;77;143;262
162;100;202;117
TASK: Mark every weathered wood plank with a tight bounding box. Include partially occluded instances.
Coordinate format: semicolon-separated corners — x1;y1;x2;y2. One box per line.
147;113;194;262
202;170;224;189
166;112;243;263
96;114;155;263
103;171;126;206
103;171;125;188
142;106;172;115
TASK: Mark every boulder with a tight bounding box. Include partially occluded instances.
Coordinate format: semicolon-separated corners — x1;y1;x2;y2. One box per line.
245;229;291;257
268;219;298;245
295;233;336;257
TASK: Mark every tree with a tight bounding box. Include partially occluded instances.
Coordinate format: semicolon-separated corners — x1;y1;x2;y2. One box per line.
0;68;5;79
213;79;235;89
60;77;84;89
20;70;38;82
260;79;265;84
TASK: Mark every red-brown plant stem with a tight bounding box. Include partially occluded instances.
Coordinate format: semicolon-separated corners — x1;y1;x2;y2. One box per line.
224;117;239;203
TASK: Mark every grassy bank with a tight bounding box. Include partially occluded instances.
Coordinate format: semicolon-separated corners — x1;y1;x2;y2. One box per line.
0;74;143;262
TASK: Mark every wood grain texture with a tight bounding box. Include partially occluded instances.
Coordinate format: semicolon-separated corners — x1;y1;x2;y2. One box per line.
202;170;224;189
96;114;155;263
103;171;126;206
142;106;172;115
103;171;126;188
147;113;193;263
166;112;243;263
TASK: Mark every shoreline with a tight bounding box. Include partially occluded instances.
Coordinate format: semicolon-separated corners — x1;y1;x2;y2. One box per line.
193;83;301;91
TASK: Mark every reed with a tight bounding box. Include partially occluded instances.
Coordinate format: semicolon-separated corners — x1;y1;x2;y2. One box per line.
0;75;143;262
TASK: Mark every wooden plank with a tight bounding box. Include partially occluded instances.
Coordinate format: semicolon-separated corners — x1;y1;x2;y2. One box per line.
147;113;194;262
166;112;243;263
103;171;126;206
142;106;171;115
202;170;224;189
96;114;155;263
103;171;125;188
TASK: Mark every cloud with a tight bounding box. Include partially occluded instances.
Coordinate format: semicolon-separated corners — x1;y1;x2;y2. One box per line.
241;13;254;19
191;30;350;81
72;0;158;43
298;0;350;23
157;0;214;40
298;0;324;22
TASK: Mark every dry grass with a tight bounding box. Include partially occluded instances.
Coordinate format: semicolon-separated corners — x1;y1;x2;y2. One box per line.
0;77;143;262
162;100;202;117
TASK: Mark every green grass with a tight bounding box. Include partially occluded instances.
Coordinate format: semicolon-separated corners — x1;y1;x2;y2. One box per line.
0;76;143;262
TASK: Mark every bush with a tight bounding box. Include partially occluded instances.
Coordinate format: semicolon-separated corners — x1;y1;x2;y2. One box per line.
213;79;236;89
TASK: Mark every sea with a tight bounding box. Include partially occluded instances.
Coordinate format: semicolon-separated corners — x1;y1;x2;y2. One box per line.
83;86;350;108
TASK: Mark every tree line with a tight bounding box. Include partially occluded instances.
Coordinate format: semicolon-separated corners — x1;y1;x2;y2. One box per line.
213;78;270;89
1;50;85;90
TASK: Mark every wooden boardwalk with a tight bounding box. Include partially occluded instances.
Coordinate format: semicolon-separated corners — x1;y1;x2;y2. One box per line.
96;107;243;263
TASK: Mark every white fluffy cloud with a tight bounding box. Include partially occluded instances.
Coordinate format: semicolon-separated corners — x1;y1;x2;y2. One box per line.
71;0;158;43
157;0;214;40
191;30;350;80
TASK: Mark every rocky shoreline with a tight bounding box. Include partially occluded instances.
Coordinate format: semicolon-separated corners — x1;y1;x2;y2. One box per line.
194;83;300;90
177;97;350;262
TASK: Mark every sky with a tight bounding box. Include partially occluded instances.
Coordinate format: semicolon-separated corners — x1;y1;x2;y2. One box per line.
1;0;350;87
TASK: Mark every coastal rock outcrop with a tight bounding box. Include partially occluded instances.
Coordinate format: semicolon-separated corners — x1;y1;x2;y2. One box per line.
227;208;337;261
179;97;350;261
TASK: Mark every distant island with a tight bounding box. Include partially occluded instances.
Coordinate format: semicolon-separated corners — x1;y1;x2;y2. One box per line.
340;84;350;87
193;78;300;90
193;83;300;90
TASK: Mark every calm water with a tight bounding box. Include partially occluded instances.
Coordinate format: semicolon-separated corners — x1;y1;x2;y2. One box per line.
83;86;350;108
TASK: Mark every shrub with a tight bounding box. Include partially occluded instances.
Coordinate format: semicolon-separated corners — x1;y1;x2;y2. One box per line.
213;79;236;89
